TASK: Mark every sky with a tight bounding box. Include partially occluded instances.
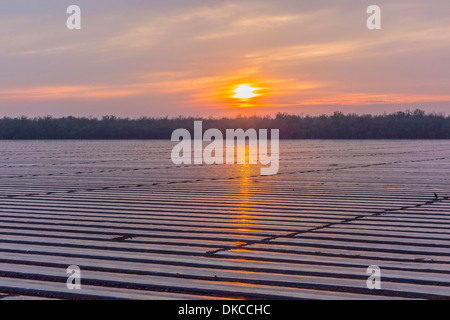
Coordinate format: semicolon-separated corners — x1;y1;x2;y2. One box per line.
0;0;449;118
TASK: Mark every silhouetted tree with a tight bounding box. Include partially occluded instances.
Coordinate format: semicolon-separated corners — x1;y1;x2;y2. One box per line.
0;109;448;139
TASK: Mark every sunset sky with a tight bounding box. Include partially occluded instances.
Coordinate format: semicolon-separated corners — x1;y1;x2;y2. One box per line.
1;0;449;117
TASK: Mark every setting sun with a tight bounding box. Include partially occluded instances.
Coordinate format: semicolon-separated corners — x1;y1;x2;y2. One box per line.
233;84;259;100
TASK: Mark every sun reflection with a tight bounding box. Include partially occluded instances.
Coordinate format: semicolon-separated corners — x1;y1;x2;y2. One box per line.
236;144;258;166
231;144;259;238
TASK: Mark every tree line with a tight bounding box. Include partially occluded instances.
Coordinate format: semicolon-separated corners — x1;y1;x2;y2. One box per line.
0;109;449;139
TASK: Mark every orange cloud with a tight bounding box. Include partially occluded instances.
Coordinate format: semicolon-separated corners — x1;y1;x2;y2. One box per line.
0;86;138;101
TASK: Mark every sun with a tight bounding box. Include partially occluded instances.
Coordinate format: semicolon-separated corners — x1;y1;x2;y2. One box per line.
233;84;259;100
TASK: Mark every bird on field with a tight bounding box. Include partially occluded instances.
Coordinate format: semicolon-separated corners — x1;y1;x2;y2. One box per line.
434;193;439;199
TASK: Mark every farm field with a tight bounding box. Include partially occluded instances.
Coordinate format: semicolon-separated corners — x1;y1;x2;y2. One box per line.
0;140;449;300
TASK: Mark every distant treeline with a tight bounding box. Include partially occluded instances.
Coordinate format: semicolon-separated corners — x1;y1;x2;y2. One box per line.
0;109;449;139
